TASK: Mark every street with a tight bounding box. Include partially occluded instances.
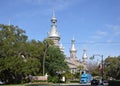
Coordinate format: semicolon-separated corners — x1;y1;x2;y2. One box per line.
26;83;108;86
58;83;108;86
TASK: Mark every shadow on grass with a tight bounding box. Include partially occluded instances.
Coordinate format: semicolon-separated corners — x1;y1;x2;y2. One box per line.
25;84;60;86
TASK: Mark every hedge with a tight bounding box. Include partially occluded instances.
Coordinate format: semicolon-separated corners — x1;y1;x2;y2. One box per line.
108;80;120;86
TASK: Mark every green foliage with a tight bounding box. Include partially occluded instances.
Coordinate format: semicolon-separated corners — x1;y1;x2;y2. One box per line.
0;24;40;84
70;80;79;83
48;76;58;83
89;56;94;60
45;44;69;77
87;61;99;76
64;71;73;80
104;56;120;80
0;24;69;84
91;67;99;76
0;24;27;58
108;80;120;86
73;72;80;79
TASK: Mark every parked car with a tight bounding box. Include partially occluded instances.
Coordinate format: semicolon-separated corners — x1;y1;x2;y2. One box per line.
91;79;99;85
99;79;108;85
0;81;4;85
103;80;108;85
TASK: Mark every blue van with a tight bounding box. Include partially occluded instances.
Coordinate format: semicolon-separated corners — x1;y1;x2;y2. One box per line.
80;71;92;84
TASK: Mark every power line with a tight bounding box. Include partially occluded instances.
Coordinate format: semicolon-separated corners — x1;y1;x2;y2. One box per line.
62;42;120;44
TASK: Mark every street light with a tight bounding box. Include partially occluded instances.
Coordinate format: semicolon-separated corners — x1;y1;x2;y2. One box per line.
92;54;104;85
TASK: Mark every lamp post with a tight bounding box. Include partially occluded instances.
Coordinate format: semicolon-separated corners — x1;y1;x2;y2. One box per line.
93;54;104;85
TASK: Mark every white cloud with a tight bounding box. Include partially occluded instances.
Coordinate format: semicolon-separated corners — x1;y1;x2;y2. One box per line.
91;35;102;39
90;30;107;41
106;24;120;36
12;0;87;18
97;30;107;36
104;24;120;43
107;39;112;43
12;0;70;18
23;0;86;11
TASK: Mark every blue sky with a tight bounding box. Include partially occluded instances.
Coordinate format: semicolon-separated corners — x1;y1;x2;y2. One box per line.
0;0;120;61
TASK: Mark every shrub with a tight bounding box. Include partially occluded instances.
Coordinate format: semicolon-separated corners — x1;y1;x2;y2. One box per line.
108;80;120;86
48;76;58;83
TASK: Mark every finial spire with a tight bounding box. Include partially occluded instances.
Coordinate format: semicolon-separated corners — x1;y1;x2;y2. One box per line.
70;37;77;59
59;43;64;52
52;8;55;18
72;36;75;43
70;36;76;51
48;9;60;46
82;49;87;63
51;9;57;23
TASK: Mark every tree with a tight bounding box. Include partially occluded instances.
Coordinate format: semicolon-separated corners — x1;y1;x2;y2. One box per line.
104;56;120;80
0;24;27;58
45;44;69;76
0;24;40;84
0;24;69;84
87;61;98;75
77;65;84;71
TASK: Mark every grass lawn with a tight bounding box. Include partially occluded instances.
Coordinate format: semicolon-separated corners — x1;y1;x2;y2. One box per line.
1;82;58;86
2;83;54;86
2;84;25;86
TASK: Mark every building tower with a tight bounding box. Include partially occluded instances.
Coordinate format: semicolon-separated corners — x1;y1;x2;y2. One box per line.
70;37;77;60
82;49;87;64
59;43;64;52
48;10;60;46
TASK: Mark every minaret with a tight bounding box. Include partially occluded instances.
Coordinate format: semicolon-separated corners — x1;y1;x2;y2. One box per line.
59;43;64;52
82;49;87;64
70;37;77;59
48;10;60;46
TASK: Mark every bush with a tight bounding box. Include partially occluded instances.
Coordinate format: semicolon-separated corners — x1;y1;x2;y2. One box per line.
108;80;120;86
48;76;58;83
70;80;79;83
